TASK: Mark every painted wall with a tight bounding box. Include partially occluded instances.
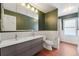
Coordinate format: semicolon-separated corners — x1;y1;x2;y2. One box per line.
39;9;58;31
38;11;45;30
45;9;58;30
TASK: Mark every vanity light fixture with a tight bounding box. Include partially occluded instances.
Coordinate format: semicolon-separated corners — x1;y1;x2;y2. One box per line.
26;4;31;9
21;3;26;6
35;9;38;13
21;3;38;14
26;4;38;13
31;7;35;11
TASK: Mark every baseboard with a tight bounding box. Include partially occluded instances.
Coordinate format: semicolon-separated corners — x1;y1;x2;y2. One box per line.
60;41;77;46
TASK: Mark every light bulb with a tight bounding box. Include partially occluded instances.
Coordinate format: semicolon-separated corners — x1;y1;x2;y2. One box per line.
27;4;31;9
21;3;26;6
31;7;35;11
35;9;38;13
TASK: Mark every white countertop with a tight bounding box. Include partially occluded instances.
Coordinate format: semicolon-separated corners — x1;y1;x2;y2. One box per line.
0;35;45;48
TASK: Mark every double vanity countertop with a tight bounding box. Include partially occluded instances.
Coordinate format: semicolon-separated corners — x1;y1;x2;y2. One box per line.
0;35;45;48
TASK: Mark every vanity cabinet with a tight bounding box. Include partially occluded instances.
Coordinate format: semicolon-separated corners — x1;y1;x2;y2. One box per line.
16;40;31;56
0;37;43;56
16;37;43;56
1;45;16;56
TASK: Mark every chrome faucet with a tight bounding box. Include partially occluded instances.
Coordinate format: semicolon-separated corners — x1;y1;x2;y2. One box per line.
15;34;17;40
32;30;35;36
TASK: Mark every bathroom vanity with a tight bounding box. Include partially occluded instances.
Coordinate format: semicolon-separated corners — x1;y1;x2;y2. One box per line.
0;36;44;56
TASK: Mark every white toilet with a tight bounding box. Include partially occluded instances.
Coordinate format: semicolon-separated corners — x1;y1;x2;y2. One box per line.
43;39;54;51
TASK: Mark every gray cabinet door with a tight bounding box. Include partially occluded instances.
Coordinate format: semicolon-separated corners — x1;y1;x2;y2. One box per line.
17;38;43;56
30;38;43;55
1;45;16;56
15;41;31;55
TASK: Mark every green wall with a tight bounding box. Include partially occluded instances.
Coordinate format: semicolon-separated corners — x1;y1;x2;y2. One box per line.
38;11;45;30
4;9;38;31
38;9;58;31
45;9;58;30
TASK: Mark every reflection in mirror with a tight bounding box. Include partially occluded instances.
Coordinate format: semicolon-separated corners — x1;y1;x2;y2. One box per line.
1;3;38;32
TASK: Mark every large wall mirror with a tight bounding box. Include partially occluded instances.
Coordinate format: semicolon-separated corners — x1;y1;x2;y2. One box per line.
1;3;38;31
0;3;58;31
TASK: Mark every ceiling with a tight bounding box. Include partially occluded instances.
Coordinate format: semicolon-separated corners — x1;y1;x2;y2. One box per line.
50;3;79;16
31;3;79;16
30;3;56;13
